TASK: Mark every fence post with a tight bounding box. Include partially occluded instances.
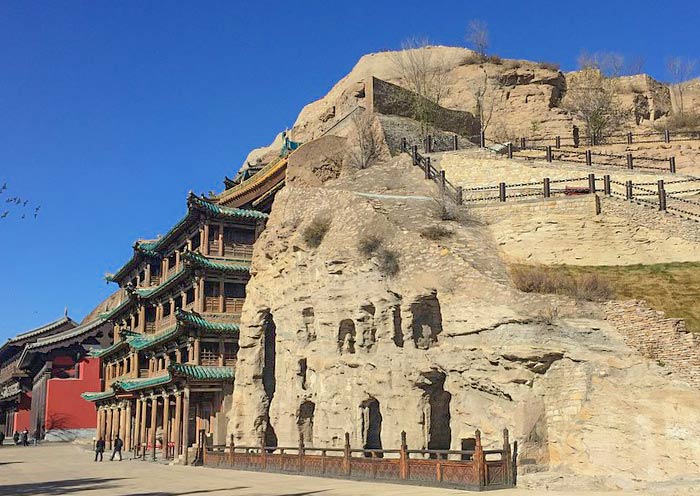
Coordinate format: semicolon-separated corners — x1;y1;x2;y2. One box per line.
626;180;633;200
591;134;597;146
546;145;553;162
399;431;408;480
426;134;433;153
343;432;351;476
604;175;611;196
520;137;526;150
658;180;667;211
260;437;267;470
664;129;670;143
585;150;592;166
555;136;561;149
401;137;407;153
543;177;551;198
503;428;512;486
456;186;463;205
499;182;506;202
229;434;234;466
453;134;459;151
439;170;446;190
507;142;513;159
424;157;431;180
626;153;634;170
475;430;485;490
627;132;633;145
299;433;305;473
411;145;418;166
588;173;596;193
669;156;676;173
480;131;486;148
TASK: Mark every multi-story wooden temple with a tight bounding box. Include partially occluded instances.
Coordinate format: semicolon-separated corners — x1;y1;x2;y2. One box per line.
81;192;268;462
0;314;112;439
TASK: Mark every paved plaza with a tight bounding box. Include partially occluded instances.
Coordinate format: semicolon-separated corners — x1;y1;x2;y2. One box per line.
0;443;645;496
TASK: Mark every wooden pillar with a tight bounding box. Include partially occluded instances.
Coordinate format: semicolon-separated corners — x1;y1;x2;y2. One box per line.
183;387;191;465
343;432;351;476
96;407;104;439
139;397;148;455
475;430;485;489
193;338;201;365
219;281;225;313
133;397;142;452
203;224;210;256
119;404;127;442
399;431;408;480
112;407;120;445
138;306;146;333
162;393;171;459
173;391;182;458
218;223;224;257
105;407;113;449
124;401;132;451
144;264;151;286
198;278;205;312
219;338;225;366
150;395;158;460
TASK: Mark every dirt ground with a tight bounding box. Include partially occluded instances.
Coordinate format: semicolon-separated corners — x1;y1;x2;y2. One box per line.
0;442;663;496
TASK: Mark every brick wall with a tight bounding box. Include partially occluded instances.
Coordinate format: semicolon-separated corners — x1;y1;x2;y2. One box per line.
604;300;700;388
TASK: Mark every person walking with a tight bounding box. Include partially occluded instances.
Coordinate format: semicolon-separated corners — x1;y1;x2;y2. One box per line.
21;428;29;446
33;427;40;446
0;431;5;446
110;435;123;461
13;431;20;445
94;437;105;462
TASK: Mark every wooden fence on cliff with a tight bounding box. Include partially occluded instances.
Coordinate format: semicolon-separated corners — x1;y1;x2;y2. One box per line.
201;429;517;491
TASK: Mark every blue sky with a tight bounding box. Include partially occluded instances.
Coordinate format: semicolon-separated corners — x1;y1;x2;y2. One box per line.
1;1;698;338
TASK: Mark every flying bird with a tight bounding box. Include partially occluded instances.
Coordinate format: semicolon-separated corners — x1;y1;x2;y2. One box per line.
34;205;41;218
23;200;28;206
0;183;6;193
21;214;25;219
1;211;8;218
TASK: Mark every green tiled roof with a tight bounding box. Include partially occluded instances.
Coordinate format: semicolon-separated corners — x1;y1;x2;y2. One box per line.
188;194;268;220
81;389;116;402
181;251;250;273
108;194;265;285
169;363;235;380
132;267;188;299
175;309;240;332
114;373;172;392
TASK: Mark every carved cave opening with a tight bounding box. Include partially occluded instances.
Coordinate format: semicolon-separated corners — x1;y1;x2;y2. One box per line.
301;307;316;342
262;310;278;448
338;319;356;354
392;304;403;348
461;437;476;460
418;370;452;454
296;400;315;445
297;358;308;390
410;294;443;350
360;397;383;456
359;303;376;349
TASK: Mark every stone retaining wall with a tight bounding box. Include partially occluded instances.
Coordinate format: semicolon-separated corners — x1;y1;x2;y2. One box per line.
604;300;700;388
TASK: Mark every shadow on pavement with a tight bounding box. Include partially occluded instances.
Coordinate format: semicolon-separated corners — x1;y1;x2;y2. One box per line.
125;488;248;496
0;461;22;466
0;478;125;496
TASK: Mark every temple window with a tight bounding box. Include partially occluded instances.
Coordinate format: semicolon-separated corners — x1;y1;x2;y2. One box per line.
223;341;238;365
224;283;245;314
204;281;221;312
173;295;183;311
138;269;146;285
223;227;255;258
209;225;220;253
162;301;171;319
145;306;156;333
167;253;177;276
150;263;161;285
200;341;219;366
185;288;195;308
190;232;201;252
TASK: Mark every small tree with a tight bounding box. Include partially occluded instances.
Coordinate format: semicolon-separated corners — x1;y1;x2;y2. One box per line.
474;70;497;141
346;111;382;169
391;37;449;135
562;69;628;143
667;57;697;115
466;19;489;60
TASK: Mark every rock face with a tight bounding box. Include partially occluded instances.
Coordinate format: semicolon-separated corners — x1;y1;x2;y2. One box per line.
229;150;700;488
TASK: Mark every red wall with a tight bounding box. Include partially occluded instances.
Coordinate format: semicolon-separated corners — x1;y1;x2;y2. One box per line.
44;357;100;430
13;392;32;432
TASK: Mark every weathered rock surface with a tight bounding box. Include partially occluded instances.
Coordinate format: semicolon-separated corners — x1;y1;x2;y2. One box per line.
229;149;700;488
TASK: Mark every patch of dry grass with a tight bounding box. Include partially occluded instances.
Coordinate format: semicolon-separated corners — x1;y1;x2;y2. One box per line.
511;263;700;332
302;215;331;248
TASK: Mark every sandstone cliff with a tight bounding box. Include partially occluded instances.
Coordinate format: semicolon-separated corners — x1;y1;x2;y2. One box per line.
229;147;700;489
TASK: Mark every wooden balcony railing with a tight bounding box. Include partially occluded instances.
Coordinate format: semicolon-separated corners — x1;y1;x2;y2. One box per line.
223;244;253;259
